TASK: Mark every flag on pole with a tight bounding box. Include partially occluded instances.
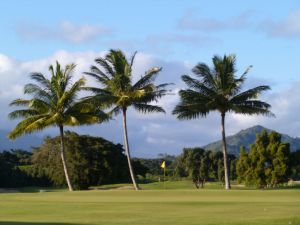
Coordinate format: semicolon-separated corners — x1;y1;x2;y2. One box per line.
161;161;166;169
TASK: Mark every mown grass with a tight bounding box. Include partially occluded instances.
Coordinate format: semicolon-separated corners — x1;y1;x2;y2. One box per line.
0;181;299;225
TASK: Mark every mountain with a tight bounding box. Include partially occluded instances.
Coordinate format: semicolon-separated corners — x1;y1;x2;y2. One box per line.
203;125;300;155
0;129;44;151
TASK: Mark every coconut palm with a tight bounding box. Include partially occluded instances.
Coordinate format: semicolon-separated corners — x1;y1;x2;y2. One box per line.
8;61;108;191
84;49;170;190
173;54;273;190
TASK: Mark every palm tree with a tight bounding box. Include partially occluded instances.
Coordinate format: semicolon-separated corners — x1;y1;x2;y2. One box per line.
173;54;273;190
8;61;108;191
84;49;170;190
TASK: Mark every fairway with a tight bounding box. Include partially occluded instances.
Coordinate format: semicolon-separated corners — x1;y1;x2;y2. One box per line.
0;188;300;225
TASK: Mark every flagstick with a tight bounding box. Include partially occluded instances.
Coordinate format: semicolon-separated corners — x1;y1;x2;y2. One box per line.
163;166;165;190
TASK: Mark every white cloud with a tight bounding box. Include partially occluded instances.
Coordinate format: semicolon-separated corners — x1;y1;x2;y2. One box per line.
261;10;300;38
17;21;111;43
146;33;220;46
177;10;254;31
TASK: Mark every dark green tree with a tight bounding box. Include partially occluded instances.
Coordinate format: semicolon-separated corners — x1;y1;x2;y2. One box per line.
199;151;210;184
217;158;225;183
31;132;131;190
237;130;291;188
236;147;249;183
179;148;210;188
290;150;300;179
173;54;273;189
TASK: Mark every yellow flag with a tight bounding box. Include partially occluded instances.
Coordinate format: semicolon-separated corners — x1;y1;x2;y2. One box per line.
161;161;166;169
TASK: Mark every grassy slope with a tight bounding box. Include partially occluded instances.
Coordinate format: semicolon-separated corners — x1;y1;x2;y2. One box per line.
0;182;299;225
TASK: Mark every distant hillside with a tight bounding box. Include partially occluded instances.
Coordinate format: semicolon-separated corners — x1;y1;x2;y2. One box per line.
203;125;300;155
0;129;43;151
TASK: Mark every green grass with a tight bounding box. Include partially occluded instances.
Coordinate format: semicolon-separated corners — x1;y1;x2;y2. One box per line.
96;180;296;190
0;182;300;225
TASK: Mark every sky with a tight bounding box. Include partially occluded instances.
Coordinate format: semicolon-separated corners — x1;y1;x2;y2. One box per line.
1;0;300;157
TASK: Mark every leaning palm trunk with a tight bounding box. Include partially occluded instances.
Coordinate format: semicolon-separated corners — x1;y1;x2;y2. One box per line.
59;126;74;192
221;113;231;190
122;108;140;190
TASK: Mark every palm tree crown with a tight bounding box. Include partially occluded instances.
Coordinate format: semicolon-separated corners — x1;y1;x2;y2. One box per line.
8;61;106;139
173;54;273;118
84;49;169;114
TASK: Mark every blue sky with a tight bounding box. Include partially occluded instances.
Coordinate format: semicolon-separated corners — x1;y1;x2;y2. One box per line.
1;0;300;87
1;0;300;157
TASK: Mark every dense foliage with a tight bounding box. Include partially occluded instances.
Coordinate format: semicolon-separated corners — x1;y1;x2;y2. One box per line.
290;150;300;180
1;130;299;190
236;130;291;188
174;148;236;188
0;150;50;188
30;131;141;190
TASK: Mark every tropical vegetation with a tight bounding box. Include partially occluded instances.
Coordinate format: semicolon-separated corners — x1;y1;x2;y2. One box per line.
83;49;170;190
5;51;298;192
7;62;108;191
237;130;291;187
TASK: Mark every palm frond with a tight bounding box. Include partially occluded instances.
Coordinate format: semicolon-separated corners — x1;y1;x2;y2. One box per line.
230;100;275;117
8;115;51;139
181;75;216;96
130;51;137;69
172;103;210;120
192;63;216;90
132;67;162;90
10;99;30;107
58;77;85;108
133;103;165;114
30;73;51;89
8;109;39;119
95;57;114;77
173;89;213;119
230;86;271;103
84;71;109;85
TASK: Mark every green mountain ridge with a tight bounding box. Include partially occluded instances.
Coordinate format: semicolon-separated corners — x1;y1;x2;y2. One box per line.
203;125;300;155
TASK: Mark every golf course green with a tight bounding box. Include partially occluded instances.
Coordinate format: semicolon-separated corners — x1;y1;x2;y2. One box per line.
0;182;299;225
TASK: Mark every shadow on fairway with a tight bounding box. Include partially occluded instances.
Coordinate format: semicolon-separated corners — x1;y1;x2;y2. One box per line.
0;222;82;225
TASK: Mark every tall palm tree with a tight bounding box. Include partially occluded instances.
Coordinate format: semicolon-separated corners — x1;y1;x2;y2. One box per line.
8;61;108;191
173;54;273;190
84;49;170;190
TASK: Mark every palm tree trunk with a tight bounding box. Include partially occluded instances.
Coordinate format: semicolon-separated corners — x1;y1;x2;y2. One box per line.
221;113;231;190
59;126;74;192
122;108;140;190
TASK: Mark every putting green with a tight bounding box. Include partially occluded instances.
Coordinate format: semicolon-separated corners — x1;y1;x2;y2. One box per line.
0;188;299;225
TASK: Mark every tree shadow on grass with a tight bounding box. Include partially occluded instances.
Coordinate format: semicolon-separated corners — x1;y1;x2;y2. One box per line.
0;222;82;225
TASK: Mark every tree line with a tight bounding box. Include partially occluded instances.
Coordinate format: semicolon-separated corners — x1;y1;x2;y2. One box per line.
7;50;273;190
171;130;300;188
1;130;299;190
0;132;148;189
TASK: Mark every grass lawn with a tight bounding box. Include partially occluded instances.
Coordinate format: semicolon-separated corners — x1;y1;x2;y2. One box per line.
0;182;299;225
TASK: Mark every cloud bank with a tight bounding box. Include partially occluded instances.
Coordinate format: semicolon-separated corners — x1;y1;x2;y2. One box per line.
0;50;298;157
177;10;254;31
261;9;300;38
17;21;111;43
